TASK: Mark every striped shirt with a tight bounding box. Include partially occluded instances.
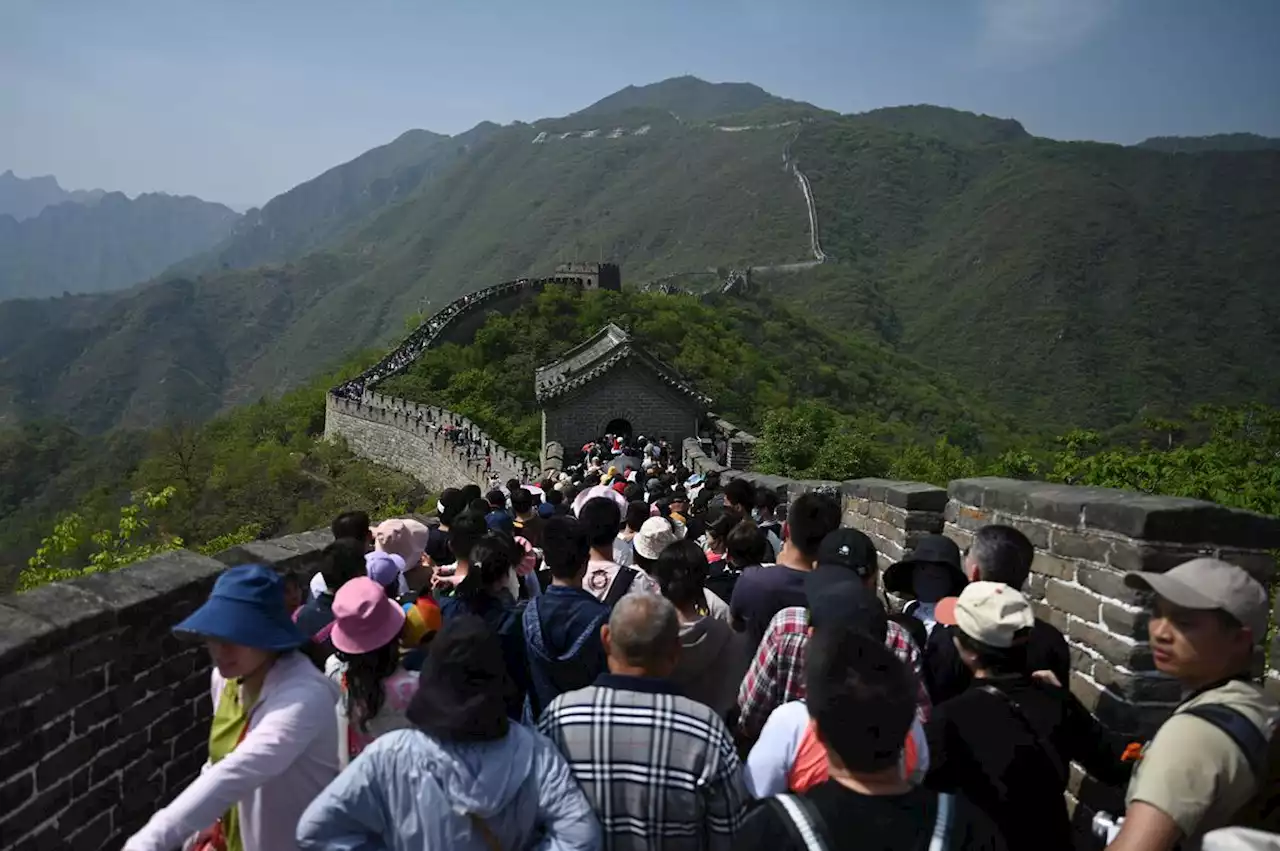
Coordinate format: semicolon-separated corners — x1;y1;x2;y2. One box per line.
538;673;749;851
737;606;931;739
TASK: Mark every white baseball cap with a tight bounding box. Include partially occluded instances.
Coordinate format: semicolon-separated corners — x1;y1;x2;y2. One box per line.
936;581;1034;648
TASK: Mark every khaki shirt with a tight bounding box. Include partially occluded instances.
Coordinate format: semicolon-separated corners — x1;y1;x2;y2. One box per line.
1126;680;1278;848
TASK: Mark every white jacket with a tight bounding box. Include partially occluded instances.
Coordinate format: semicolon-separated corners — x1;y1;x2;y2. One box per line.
124;651;340;851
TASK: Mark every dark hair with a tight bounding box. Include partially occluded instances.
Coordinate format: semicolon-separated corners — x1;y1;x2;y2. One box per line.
331;511;371;543
652;539;709;610
485;489;506;509
438;488;466;526
320;538;367;590
578;497;621;549
510;487;533;515
460;484;482;504
336;642;399;733
546;487;564;506
786;493;843;560
756;489;780;512
806;627;916;773
727;519;769;566
542;516;591;580
468;498;491;516
625;501;650;533
281;571;301;589
971;525;1035;589
448;512;489;565
723;478;756;510
456;532;516;599
706;511;742;543
622;483;643;502
954;628;1030;675
506;478;521;495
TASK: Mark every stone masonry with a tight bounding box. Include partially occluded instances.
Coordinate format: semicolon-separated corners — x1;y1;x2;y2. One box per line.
542;367;704;455
325;392;537;490
0;530;331;851
682;439;1280;837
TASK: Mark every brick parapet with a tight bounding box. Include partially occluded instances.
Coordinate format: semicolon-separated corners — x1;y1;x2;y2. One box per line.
0;534;331;851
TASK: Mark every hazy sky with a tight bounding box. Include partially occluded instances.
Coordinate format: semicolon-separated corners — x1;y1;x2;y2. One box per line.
2;0;1277;207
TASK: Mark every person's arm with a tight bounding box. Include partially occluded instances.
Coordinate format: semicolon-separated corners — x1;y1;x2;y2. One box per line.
729;571;752;632
1105;801;1183;851
923;624;970;705
295;746;392;851
736;625;783;740
529;733;602;851
1061;690;1134;787
704;728;751;851
743;702;807;797
922;702;964;792
125;682;336;851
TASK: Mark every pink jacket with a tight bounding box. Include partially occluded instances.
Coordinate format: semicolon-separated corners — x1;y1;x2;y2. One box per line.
124;651;340;851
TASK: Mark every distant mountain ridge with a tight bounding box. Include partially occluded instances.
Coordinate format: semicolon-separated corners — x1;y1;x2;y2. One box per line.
0;192;239;300
0;76;1275;437
0;170;108;221
1135;133;1280;153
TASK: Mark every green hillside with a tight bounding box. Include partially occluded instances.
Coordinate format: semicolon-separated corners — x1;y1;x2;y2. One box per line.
1136;133;1280;153
783;119;1280;428
0;191;239;300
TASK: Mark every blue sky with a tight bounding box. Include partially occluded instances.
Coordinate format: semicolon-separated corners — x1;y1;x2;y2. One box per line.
2;0;1277;207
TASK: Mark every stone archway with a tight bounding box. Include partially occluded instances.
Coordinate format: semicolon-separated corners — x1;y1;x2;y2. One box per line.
604;417;633;440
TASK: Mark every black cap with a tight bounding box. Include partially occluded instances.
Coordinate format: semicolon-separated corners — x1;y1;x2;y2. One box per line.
883;534;966;597
406;615;511;742
808;579;889;642
816;528;878;578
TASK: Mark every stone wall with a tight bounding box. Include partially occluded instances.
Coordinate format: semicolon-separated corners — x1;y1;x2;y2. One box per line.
0;532;331;851
544;367;703;454
681;438;1280;831
325;392;538;490
707;414;759;470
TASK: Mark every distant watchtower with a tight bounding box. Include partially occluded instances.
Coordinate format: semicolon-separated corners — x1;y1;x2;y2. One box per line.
550;262;621;291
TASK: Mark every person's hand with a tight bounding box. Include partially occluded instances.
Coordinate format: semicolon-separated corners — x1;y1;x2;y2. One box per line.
1032;670;1062;688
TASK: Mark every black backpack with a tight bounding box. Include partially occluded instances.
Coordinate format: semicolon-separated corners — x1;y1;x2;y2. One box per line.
1181;704;1280;832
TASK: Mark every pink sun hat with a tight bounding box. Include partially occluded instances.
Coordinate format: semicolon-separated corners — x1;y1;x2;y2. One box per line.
330;577;406;654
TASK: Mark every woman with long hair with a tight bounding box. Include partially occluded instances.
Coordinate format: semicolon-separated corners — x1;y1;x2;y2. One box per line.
124;565;338;851
326;577;419;767
297;617;600;851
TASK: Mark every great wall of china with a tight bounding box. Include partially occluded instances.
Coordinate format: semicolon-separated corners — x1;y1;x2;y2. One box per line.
2;126;1279;849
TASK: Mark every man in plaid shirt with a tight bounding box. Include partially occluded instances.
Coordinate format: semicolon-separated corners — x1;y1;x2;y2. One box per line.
738;528;932;739
539;592;748;851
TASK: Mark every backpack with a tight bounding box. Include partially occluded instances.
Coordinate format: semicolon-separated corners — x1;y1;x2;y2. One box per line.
602;567;638;606
1182;704;1280;832
767;790;956;851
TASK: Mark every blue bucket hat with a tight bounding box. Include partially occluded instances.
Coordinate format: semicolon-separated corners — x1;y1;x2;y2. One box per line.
174;564;307;651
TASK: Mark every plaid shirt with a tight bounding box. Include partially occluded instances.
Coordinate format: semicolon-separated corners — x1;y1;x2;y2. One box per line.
538;673;749;851
737;606;931;739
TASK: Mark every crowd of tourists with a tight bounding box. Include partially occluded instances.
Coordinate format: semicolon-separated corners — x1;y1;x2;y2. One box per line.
121;456;1279;851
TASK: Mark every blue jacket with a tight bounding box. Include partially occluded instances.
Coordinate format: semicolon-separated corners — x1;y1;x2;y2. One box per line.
296;727;600;851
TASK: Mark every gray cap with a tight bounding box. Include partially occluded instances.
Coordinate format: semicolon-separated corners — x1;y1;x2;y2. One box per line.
1124;558;1269;639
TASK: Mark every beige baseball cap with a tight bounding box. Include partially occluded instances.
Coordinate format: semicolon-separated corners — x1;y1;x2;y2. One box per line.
1124;558;1269;639
935;581;1034;648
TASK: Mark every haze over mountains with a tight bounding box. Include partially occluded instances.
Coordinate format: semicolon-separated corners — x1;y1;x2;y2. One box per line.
0;76;1276;438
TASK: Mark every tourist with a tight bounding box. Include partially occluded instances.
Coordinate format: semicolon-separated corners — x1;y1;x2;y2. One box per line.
510;486;545;548
538;593;749;850
753;489;784;557
738;527;931;739
721;477;756;519
124;565;339;851
296;616;600;851
924;581;1131;851
735;628;1005;850
580;496;654;602
1107;559;1278;849
633;515;731;620
924;525;1070;704
731;493;841;647
373;518;432;596
882;533;968;641
615;499;650;567
700;511;740;564
310;510;373;598
651;539;752;720
326;577;419;767
522;516;611;720
296;538;367;666
744;581;930;796
364;550;404;596
709;518;767;604
282;571;305;615
432;510;488;605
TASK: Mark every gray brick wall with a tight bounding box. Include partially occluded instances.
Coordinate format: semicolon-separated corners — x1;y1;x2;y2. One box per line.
544;367;702;451
0;535;331;851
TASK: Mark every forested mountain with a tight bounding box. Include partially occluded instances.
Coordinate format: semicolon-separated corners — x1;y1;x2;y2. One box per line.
1136;133;1280;153
0;76;1275;437
0;170;107;221
0;192;239;300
